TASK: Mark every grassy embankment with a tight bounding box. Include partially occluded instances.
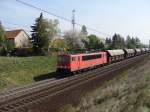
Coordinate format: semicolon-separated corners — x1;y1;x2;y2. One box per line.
0;56;57;90
61;55;150;112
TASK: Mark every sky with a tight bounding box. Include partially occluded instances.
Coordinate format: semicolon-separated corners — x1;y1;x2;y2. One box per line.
0;0;150;44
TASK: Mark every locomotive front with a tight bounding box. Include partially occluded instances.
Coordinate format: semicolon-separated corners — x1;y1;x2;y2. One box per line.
57;54;71;73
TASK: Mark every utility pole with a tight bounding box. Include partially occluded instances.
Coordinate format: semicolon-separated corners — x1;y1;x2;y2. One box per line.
72;9;75;32
149;39;150;48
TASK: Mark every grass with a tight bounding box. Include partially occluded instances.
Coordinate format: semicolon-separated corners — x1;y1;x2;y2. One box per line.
0;56;57;90
60;55;150;112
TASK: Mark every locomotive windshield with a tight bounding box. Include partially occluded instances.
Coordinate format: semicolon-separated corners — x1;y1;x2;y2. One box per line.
58;55;70;62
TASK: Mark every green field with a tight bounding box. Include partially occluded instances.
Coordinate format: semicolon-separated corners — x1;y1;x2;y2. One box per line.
0;56;57;90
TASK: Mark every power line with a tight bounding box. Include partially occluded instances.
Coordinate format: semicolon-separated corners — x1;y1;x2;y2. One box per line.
15;0;111;37
1;18;110;37
16;0;71;22
149;40;150;48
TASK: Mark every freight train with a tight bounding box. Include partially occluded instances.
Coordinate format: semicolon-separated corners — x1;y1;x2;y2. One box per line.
57;48;150;74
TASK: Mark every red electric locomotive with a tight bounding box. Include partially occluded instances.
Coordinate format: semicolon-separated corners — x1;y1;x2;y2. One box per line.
57;52;107;73
57;48;150;74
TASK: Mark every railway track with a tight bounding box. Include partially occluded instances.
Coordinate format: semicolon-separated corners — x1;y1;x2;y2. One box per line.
0;54;147;112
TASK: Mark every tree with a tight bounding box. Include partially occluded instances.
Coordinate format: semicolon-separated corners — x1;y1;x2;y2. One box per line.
4;40;15;52
64;30;84;51
31;13;48;52
125;36;142;48
81;25;88;36
0;22;15;55
120;37;125;48
0;22;5;47
31;13;59;54
0;22;6;55
50;38;66;51
47;19;59;41
105;37;112;49
86;34;104;50
126;35;134;48
80;25;89;50
111;34;125;49
135;37;141;48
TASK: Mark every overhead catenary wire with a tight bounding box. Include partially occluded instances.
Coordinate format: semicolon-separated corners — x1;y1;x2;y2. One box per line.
15;0;111;37
16;0;71;22
1;18;111;38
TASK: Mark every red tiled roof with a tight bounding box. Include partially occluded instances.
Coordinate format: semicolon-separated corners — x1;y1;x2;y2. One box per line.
5;29;23;39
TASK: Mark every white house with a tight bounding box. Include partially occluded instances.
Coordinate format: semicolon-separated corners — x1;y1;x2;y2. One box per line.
5;29;30;48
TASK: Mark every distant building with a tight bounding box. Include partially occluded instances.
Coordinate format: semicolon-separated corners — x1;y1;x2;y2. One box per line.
5;29;30;48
